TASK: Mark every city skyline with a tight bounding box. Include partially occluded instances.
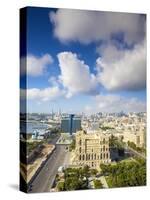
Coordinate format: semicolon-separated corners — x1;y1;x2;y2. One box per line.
20;7;146;114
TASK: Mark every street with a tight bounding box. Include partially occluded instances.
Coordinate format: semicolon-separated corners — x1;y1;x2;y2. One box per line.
28;135;69;193
126;146;146;159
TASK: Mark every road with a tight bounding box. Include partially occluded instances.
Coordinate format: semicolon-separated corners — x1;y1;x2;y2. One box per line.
28;136;69;193
117;140;146;160
126;146;146;159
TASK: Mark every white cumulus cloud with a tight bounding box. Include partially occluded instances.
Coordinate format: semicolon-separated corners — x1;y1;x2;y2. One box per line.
57;52;99;97
96;40;146;91
20;86;65;102
50;9;145;44
95;94;146;113
21;54;53;76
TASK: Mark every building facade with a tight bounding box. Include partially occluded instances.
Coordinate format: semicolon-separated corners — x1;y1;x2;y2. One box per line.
61;114;81;135
114;127;146;148
123;130;146;148
74;130;111;169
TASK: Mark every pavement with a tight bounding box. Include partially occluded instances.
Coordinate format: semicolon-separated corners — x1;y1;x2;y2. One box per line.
99;176;108;188
88;179;94;189
28;143;69;193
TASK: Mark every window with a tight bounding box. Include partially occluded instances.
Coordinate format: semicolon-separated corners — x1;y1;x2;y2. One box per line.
83;154;85;160
79;147;81;153
103;146;105;151
100;153;102;159
106;153;108;159
89;154;90;160
79;155;81;161
103;153;105;159
79;139;82;145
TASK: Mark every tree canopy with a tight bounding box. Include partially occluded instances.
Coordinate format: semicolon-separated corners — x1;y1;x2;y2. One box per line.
100;159;146;187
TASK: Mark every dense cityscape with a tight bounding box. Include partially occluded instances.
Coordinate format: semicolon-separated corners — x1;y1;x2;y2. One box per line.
20;7;146;193
20;111;146;192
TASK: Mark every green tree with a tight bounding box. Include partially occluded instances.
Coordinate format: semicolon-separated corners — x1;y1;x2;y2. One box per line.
106;160;146;188
63;167;89;190
90;169;98;176
57;181;65;191
65;177;80;190
94;180;103;189
100;163;111;174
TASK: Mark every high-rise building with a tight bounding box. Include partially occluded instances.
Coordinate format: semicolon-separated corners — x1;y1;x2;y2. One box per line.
61;114;81;135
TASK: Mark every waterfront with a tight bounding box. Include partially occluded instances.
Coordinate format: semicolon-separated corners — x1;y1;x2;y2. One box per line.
20;121;49;134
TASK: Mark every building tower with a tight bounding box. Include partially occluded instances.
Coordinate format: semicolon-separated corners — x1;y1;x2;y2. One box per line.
61;114;81;135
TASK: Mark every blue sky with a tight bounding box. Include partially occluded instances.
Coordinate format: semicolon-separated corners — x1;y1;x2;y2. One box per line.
20;7;146;114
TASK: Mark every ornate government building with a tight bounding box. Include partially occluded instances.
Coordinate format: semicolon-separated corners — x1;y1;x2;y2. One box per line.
74;130;111;169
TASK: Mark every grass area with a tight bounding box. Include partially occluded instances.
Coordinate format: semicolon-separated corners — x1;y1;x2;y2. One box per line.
27;141;43;155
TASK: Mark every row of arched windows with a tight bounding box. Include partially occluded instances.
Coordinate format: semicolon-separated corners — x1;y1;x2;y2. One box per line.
79;153;109;161
79;146;109;153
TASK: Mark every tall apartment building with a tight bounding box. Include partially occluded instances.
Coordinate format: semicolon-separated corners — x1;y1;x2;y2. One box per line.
74;130;111;169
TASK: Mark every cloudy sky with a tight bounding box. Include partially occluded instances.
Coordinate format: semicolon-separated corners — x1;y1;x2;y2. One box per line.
20;7;146;114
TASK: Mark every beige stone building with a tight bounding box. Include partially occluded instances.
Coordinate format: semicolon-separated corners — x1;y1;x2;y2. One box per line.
74;130;111;169
123;130;146;148
114;126;146;148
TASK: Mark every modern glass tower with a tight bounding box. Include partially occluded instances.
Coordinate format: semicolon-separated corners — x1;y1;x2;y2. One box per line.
61;114;81;135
